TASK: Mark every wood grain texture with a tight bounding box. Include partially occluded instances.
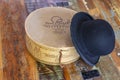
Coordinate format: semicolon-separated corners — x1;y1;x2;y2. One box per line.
63;0;120;80
77;0;120;72
63;66;71;80
96;56;120;80
92;0;120;74
0;0;120;80
111;41;120;72
0;6;3;80
0;0;39;80
63;60;92;80
0;33;3;80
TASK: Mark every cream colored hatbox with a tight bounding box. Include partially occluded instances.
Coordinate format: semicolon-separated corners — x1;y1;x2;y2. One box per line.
25;7;79;65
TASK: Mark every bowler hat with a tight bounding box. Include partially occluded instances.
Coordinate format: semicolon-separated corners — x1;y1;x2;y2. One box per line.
70;12;115;66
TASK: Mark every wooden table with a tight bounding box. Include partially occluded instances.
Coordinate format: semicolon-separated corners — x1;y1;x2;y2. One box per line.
0;0;120;80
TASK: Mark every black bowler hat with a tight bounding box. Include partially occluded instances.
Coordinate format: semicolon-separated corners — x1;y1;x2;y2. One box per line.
70;12;115;66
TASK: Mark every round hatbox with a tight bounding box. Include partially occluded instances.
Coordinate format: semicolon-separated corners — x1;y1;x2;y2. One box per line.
25;7;79;65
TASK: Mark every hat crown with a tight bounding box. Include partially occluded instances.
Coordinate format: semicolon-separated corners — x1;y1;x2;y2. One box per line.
80;19;115;56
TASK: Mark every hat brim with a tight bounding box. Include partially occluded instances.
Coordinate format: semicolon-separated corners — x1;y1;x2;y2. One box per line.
70;12;100;66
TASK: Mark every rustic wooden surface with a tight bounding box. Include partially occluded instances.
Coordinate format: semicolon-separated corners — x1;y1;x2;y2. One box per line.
77;0;120;73
0;0;120;80
0;0;39;80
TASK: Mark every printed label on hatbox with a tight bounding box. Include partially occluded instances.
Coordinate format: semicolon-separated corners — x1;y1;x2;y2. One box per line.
44;16;70;34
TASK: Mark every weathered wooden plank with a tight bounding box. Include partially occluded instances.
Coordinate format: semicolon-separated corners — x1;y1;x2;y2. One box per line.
97;56;120;80
68;0;80;11
0;10;3;80
92;0;120;73
0;0;120;80
0;32;3;80
0;2;5;80
111;42;120;72
77;0;88;12
37;62;64;80
86;0;96;9
63;59;103;80
70;1;120;80
63;59;91;80
0;0;39;80
63;66;71;80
